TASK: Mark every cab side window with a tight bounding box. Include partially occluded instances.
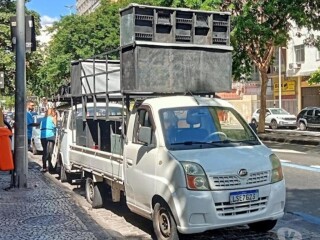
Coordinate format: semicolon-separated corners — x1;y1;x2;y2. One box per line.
133;109;155;145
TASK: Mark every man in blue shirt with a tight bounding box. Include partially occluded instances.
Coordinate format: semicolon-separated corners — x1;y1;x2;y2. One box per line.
26;100;39;150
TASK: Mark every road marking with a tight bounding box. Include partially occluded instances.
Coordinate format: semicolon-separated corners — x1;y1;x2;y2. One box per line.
280;159;291;163
310;165;320;169
290;212;320;226
272;149;306;154
280;161;320;173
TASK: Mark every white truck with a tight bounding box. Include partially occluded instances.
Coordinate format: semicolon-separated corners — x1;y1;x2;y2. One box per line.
54;95;285;239
52;4;286;239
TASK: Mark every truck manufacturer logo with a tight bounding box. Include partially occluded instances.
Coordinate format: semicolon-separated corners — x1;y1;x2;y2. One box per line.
238;169;248;177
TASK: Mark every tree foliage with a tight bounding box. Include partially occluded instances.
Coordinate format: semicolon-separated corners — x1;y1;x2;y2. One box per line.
308;68;320;85
39;0;320;134
0;0;42;97
37;0;157;97
219;0;320;132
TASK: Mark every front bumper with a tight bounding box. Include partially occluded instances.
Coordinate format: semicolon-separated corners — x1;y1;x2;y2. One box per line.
277;121;296;127
171;180;285;234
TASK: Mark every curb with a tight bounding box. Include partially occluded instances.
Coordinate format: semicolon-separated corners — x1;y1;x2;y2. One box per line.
258;134;320;146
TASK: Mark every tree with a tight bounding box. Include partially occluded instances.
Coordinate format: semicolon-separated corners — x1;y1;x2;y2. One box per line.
0;0;42;96
217;0;320;132
38;0;157;97
160;0;320;133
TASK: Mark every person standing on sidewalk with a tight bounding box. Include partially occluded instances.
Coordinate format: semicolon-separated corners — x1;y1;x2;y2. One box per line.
27;100;39;151
40;107;57;172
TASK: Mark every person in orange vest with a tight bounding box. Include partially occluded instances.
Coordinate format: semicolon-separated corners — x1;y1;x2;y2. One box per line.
0;106;14;171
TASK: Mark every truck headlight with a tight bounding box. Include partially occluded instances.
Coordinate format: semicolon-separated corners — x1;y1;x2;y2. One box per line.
181;162;210;190
270;154;284;183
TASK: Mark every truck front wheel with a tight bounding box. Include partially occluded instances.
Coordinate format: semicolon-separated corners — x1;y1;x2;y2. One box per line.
85;177;103;208
248;219;277;232
153;202;179;240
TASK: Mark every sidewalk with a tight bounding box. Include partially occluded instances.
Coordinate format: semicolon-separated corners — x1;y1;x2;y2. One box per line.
0;159;123;240
258;130;320;146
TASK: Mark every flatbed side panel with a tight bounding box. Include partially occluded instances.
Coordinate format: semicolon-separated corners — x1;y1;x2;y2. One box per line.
69;145;124;182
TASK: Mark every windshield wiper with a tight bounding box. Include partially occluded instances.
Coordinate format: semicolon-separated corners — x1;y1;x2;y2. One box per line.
216;139;260;145
171;141;211;145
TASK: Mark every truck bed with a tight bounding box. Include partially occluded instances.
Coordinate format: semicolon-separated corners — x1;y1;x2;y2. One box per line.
69;144;124;183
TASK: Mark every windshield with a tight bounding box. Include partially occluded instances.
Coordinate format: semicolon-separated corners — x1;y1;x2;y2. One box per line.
270;108;290;115
160;106;260;150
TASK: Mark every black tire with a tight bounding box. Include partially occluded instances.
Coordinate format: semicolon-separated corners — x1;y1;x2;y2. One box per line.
299;121;307;131
85;177;103;208
32;141;39;155
270;120;278;130
60;164;69;183
248;220;277;232
55;160;61;176
153;202;179;240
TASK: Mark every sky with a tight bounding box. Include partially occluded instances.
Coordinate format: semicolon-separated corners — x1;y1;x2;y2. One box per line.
26;0;76;27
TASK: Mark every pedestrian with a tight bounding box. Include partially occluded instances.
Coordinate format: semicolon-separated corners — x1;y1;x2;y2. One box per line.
26;100;39;151
40;107;57;172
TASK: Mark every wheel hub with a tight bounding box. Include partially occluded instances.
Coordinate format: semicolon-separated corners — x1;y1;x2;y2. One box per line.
89;183;94;201
159;212;171;237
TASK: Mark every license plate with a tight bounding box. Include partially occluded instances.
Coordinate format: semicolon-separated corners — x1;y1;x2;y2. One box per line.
230;190;259;203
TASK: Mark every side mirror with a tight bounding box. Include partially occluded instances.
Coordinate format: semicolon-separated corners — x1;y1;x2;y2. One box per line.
138;126;152;145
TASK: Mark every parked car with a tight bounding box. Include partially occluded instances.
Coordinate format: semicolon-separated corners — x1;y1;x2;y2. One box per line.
251;108;297;130
31;114;44;154
296;107;320;131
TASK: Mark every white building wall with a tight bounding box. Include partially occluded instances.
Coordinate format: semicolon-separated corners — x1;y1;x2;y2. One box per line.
76;0;101;15
287;24;320;77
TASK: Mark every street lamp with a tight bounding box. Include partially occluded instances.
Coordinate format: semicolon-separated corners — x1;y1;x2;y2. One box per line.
65;5;74;15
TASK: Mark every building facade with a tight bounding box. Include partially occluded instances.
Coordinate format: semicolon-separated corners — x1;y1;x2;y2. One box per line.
286;25;320;110
76;0;101;15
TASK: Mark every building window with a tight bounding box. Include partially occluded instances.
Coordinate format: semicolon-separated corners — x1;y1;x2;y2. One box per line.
294;44;305;63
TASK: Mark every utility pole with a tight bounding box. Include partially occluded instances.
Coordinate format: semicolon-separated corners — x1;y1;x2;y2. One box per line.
278;47;282;109
14;0;27;188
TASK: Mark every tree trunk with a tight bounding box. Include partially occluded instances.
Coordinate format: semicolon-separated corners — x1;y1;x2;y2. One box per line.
258;69;269;133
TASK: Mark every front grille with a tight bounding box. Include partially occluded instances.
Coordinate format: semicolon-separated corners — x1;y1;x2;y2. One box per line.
213;176;241;187
211;171;270;189
284;117;296;121
215;197;268;216
247;171;269;184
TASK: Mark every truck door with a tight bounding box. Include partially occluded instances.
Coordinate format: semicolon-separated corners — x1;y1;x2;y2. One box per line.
58;109;73;168
124;107;158;213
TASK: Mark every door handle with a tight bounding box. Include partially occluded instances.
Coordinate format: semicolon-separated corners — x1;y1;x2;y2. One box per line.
126;159;133;167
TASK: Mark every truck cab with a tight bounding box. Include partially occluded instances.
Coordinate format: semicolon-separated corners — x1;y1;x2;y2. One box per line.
123;96;285;237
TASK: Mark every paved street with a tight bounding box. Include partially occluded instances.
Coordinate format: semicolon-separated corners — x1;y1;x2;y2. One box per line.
1;130;320;240
0;160;123;240
28;146;320;240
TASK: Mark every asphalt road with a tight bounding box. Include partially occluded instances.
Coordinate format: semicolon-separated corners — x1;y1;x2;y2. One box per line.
29;141;320;240
265;141;320;220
